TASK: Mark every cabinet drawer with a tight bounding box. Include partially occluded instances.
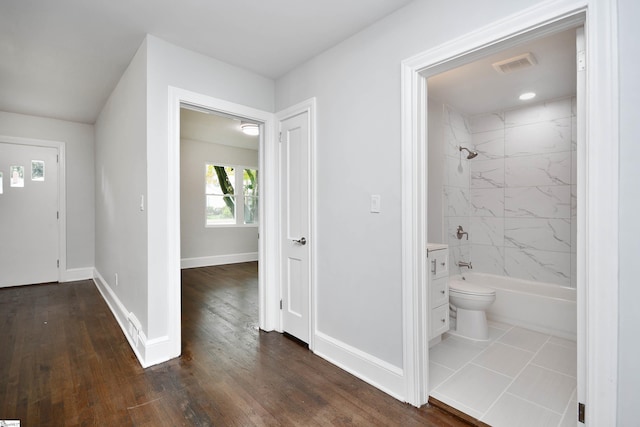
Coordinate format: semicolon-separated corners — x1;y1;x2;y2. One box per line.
430;304;450;339
430;277;449;309
428;249;449;279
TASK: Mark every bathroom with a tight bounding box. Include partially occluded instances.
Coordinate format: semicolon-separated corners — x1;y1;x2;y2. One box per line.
425;27;580;426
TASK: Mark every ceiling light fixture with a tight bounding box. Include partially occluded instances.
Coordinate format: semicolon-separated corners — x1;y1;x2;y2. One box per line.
240;122;259;136
519;92;536;101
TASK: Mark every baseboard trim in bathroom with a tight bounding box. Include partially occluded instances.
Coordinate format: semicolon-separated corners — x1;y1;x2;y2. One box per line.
428;396;490;427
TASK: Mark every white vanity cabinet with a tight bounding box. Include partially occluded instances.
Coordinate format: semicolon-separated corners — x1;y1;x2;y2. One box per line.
427;244;449;341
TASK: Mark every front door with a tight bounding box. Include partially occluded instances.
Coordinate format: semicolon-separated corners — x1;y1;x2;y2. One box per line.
279;111;310;343
0;142;59;287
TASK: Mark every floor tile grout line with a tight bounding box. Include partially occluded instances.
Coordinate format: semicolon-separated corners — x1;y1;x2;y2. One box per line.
557;386;579;426
478;333;554;420
529;362;577;379
431;323;577;424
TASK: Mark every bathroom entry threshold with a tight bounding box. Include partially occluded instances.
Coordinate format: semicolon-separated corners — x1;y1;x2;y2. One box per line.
429;397;490;427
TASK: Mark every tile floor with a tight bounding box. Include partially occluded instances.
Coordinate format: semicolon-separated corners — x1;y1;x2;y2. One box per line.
429;321;577;427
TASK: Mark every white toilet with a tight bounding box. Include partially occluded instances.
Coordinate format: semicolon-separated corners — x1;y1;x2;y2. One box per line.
449;279;496;341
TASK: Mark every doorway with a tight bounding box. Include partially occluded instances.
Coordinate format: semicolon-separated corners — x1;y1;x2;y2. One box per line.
167;88;317;358
424;27;581;423
401;2;620;424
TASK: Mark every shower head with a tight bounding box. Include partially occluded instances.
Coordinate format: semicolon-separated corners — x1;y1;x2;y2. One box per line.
459;146;478;159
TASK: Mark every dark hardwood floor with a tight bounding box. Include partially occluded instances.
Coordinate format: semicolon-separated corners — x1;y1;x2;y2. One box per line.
0;262;470;426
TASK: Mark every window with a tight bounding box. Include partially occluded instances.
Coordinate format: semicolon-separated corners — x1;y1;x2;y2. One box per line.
205;164;258;226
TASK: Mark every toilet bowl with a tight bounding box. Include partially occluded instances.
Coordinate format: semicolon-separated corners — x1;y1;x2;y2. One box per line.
449;279;496;341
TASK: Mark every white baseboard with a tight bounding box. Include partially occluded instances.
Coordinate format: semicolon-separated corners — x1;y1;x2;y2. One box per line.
181;252;258;269
92;269;148;367
313;331;406;402
64;267;93;282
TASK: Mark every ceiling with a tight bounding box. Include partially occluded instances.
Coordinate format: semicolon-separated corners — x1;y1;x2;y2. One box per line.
428;28;577;116
0;0;414;124
180;107;259;151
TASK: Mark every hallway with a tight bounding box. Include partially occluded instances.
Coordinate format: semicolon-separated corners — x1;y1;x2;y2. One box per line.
0;263;468;426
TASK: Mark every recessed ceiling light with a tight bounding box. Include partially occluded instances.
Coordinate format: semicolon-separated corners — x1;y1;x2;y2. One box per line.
519;92;536;101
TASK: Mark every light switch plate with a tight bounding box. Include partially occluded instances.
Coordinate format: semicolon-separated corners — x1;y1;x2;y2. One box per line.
370;195;381;213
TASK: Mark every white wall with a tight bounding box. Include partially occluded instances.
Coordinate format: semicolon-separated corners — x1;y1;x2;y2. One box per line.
617;0;640;422
276;0;541;370
180;138;258;263
0;111;95;272
94;38;149;338
145;35;274;347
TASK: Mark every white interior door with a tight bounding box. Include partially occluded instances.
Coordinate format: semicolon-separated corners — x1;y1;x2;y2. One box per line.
0;142;59;287
279;111;310;343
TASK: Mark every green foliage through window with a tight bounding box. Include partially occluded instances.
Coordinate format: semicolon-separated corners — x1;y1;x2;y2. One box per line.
205;164;257;226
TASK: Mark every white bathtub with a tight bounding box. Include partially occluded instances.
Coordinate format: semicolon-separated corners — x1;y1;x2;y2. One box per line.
452;273;577;341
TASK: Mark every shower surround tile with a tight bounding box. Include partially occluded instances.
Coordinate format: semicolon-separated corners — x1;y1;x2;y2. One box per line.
471;244;505;275
470;188;504;217
440;97;576;287
504;218;571;253
449;245;471;275
505;118;572;157
504;247;570;286
471;129;505;160
444;105;472;157
446;216;469;247
471;158;505;189
469;112;505;133
447;156;471;188
470;217;504;246
505;186;571;219
505;152;571;187
504;98;572;127
444;186;470;217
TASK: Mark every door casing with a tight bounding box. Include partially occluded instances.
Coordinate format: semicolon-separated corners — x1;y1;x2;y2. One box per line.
400;1;619;425
168;88;317;357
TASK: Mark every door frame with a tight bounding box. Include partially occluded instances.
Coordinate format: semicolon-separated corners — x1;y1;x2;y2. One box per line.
167;87;280;352
0;135;66;283
400;0;619;424
276;98;317;349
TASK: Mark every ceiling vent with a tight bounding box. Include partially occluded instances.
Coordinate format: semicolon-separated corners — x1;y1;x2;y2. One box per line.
492;53;537;74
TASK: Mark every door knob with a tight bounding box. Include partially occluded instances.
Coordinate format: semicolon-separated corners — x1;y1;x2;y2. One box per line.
293;237;307;245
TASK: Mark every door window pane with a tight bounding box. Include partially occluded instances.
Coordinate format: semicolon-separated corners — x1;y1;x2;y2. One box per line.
10;166;24;187
31;160;45;181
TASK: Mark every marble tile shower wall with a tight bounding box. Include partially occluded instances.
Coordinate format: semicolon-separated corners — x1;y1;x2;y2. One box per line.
467;97;577;287
442;105;472;274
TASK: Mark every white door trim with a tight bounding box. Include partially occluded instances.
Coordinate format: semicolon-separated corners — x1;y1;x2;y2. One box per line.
400;1;619;425
167;87;279;360
0;135;66;283
276;98;317;350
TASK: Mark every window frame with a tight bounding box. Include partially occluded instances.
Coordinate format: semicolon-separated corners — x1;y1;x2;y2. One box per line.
205;162;258;228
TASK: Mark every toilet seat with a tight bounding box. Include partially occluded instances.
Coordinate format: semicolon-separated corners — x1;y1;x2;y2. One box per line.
449;280;495;296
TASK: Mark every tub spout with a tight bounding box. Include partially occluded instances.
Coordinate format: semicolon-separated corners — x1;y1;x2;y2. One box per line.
458;261;473;269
